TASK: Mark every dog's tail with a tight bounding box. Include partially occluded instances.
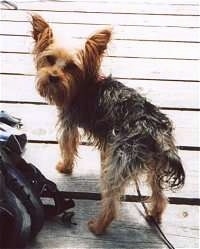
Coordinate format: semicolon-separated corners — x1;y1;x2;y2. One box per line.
156;140;185;191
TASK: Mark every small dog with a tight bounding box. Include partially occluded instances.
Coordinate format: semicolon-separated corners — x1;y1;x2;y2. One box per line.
31;15;185;235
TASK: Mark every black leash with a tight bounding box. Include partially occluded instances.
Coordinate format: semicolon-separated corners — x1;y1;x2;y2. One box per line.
135;181;175;249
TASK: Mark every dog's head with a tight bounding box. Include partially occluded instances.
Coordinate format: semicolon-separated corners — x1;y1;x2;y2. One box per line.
31;14;112;108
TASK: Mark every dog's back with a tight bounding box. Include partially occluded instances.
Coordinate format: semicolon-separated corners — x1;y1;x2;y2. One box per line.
90;77;185;191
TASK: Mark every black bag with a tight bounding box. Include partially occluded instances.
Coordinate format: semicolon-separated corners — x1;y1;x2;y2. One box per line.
0;111;75;248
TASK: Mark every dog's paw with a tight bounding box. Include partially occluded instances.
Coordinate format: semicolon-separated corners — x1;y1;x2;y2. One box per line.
148;211;162;224
56;161;73;175
88;219;105;235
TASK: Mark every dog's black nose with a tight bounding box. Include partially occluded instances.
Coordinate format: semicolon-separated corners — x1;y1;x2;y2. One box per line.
49;75;60;83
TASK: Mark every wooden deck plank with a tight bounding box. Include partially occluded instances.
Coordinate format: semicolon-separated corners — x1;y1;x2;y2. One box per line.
0;103;199;147
4;1;199;15
27;200;199;249
1;21;200;43
50;0;199;3
2;35;200;60
2;0;198;6
1;53;199;81
24;143;199;199
1;9;200;27
1;74;199;109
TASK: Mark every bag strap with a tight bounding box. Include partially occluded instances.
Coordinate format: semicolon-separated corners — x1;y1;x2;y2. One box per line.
1;147;75;218
0;110;22;128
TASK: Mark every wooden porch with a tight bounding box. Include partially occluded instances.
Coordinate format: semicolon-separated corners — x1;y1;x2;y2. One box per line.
0;0;199;248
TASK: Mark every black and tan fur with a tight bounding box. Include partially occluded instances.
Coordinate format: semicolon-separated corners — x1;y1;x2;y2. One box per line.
31;14;185;235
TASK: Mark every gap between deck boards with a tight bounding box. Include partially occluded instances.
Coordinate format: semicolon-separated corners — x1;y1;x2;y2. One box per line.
43;191;200;206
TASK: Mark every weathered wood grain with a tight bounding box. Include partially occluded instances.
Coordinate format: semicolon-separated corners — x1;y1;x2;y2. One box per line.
1;21;199;43
0;103;199;147
2;35;200;60
27;200;199;249
3;1;199;15
1;53;199;81
1;74;199;109
1;10;199;27
46;0;199;3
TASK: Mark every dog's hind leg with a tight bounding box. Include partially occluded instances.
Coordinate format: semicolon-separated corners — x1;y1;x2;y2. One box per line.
88;149;125;235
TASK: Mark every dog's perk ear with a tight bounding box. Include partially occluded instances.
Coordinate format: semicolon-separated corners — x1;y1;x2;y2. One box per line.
31;14;54;53
80;28;112;80
86;28;112;56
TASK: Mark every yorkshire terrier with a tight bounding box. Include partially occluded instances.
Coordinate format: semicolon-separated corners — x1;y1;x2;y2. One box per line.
31;14;185;235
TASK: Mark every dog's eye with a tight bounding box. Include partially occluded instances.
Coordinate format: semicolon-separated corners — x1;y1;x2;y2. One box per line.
64;62;77;71
46;55;56;65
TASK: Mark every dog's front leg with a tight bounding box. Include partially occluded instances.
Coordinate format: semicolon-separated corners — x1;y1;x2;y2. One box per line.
56;125;79;175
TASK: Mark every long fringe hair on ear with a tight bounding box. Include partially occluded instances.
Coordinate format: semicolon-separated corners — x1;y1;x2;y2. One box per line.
79;28;112;81
31;14;54;54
